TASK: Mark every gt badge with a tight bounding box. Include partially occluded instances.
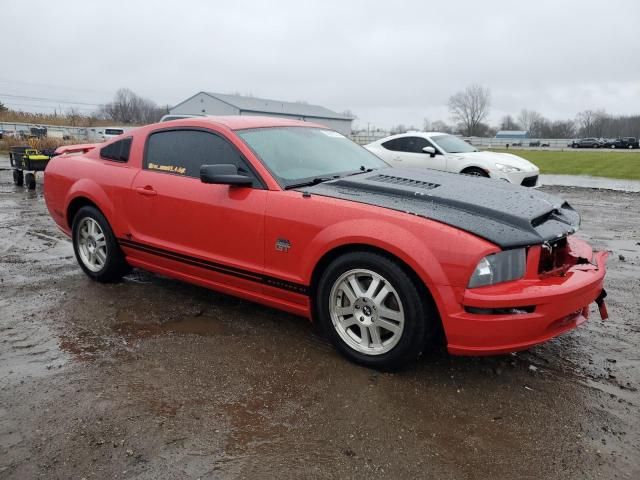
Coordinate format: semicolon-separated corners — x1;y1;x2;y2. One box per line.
275;238;291;253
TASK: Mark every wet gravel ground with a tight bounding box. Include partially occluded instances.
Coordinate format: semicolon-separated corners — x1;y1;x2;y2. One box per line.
1;166;639;479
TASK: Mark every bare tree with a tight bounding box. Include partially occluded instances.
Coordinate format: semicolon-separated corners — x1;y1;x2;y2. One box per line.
591;110;609;137
500;115;520;131
98;88;164;125
517;109;543;134
576;110;597;137
547;120;576;138
431;120;453;134
448;85;491;136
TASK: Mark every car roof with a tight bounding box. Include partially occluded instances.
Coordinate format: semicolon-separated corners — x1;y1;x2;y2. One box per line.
371;131;450;144
160;115;326;131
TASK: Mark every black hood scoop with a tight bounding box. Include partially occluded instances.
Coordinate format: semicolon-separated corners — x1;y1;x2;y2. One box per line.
301;168;580;249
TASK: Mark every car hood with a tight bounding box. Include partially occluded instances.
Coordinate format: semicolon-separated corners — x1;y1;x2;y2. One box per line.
449;151;539;171
301;168;579;248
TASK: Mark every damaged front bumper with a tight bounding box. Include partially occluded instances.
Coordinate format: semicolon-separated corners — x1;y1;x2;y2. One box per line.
444;237;608;356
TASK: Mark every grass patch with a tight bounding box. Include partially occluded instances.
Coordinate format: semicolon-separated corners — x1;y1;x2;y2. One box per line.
490;149;640;180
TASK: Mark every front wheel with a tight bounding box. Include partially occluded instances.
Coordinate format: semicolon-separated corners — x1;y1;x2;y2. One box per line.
461;167;489;178
25;173;36;190
72;206;130;282
316;252;435;370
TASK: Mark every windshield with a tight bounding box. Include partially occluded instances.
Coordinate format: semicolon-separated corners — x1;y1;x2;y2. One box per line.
237;127;387;188
431;134;477;154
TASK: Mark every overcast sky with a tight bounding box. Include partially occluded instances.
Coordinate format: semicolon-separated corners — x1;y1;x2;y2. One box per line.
2;0;639;129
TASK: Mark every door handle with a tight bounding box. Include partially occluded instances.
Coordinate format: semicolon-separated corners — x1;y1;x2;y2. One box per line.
135;185;157;196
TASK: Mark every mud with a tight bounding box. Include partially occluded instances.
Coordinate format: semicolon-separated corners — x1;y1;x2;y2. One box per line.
1;163;639;479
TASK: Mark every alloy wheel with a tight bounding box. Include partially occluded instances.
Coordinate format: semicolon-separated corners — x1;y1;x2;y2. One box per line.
329;269;405;355
76;217;107;272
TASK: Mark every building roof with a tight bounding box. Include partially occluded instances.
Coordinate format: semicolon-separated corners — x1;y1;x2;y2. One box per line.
160;115;327;131
175;91;353;121
495;130;529;137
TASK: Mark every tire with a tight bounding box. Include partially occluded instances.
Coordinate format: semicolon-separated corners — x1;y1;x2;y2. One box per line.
13;169;24;186
25;173;36;190
611;145;615;149
71;206;130;282
316;251;435;370
461;167;489;178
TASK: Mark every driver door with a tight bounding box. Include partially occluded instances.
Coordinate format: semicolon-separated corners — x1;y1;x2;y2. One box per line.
123;128;267;294
382;136;447;171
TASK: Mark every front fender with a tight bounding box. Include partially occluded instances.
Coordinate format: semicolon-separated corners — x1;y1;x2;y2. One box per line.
300;218;450;291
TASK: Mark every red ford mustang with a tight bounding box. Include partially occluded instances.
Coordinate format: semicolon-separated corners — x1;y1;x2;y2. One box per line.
44;116;608;369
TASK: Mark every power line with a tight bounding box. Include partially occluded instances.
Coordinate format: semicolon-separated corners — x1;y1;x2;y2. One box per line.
0;77;113;96
2;101;98;112
0;92;102;107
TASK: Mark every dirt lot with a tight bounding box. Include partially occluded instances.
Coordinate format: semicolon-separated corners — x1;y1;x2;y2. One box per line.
1;162;639;479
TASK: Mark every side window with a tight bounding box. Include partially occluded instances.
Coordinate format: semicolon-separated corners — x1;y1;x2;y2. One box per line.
144;129;260;186
408;137;432;153
100;137;132;162
382;137;410;152
382;136;431;154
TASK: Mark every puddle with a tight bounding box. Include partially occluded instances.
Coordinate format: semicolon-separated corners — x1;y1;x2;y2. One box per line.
112;315;227;338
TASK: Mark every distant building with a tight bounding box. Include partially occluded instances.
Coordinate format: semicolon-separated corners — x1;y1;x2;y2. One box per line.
495;130;529;139
169;92;354;135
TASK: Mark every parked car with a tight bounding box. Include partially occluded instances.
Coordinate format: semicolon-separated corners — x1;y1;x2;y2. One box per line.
365;132;540;187
44;116;608;369
570;138;602;148
603;137;639;149
540;142;550;147
95;127;127;142
528;140;541;147
159;114;206;122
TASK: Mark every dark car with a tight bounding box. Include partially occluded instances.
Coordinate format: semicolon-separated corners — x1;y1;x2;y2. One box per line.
528;140;541;147
604;137;639;149
570;138;601;148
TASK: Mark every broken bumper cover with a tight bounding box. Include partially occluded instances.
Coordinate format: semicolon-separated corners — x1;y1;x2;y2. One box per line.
445;243;608;356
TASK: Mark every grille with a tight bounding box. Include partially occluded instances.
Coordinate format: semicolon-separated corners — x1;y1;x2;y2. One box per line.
369;174;440;190
521;175;539;187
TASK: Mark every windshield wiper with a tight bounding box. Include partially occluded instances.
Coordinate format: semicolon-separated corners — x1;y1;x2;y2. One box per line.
344;166;377;177
285;176;337;189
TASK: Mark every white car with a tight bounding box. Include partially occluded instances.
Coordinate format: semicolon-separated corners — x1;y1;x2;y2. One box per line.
365;132;540;187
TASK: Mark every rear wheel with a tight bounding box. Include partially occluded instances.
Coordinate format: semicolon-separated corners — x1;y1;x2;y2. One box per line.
13;170;23;186
461;167;489;178
316;252;434;370
25;173;36;190
72;206;130;282
611;145;616;149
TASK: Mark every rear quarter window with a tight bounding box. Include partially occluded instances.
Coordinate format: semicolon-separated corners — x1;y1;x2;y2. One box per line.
100;137;132;162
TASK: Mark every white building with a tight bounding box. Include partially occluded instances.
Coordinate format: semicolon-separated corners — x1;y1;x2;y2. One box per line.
169;92;354;135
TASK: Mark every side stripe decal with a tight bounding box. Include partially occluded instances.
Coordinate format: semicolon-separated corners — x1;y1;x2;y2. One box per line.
118;238;309;295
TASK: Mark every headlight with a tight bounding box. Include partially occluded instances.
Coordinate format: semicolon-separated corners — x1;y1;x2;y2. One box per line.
495;163;521;173
468;248;526;288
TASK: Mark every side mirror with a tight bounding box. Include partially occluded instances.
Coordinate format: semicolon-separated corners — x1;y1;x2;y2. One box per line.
200;164;253;186
422;146;436;157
